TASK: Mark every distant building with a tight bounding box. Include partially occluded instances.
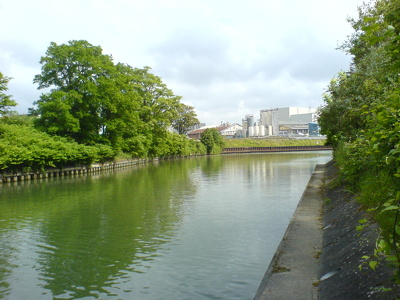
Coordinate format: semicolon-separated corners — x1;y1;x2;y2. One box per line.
241;115;256;138
308;122;320;136
241;107;320;137
259;107;317;136
220;123;242;138
278;122;309;135
187;123;242;140
168;122;205;134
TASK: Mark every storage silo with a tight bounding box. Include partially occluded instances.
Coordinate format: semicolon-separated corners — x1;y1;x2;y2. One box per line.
259;125;266;137
249;126;255;137
247;115;255;127
254;125;259;136
266;125;272;136
242;118;248;137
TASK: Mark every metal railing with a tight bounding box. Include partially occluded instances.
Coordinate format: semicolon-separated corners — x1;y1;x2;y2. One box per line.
222;145;332;154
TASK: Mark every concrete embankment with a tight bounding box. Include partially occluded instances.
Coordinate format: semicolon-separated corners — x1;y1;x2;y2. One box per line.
254;161;400;299
254;164;325;299
318;161;400;299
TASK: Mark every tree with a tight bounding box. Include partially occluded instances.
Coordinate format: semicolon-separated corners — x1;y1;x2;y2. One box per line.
200;128;224;154
172;103;200;134
127;66;182;135
33;40;194;158
0;72;17;116
33;40;141;147
318;0;400;275
118;65;187;157
318;0;395;147
33;40;114;144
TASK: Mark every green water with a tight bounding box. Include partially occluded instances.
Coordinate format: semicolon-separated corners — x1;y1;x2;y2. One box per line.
0;151;331;299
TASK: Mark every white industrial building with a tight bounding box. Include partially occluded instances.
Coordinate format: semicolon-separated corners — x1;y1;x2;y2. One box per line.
187;107;320;139
219;123;243;138
243;107;319;137
187;123;242;139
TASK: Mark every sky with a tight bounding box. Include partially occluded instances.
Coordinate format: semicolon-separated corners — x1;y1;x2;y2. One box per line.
1;0;364;126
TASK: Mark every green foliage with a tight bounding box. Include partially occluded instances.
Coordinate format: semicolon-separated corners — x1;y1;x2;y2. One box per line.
223;137;324;148
320;0;400;276
32;40;202;158
200;128;224;154
0;123;116;173
0;113;36;126
171;103;200;134
0;40;205;174
0;72;17;116
33;40;130;145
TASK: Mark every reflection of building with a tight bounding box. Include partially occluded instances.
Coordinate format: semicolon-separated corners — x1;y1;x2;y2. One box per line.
187;123;243;140
243;107;320;137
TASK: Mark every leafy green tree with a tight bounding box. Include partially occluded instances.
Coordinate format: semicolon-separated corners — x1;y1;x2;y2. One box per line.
318;72;369;147
319;0;400;275
318;0;396;147
129;66;181;127
0;72;17;116
116;65;189;157
200;128;215;154
33;40;203;158
200;128;224;154
127;66;182;156
172;103;200;134
33;40;139;146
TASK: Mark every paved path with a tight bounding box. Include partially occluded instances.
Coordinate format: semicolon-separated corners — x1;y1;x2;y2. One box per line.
254;164;325;300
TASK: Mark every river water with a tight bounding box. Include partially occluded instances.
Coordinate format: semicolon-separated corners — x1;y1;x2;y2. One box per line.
0;151;331;300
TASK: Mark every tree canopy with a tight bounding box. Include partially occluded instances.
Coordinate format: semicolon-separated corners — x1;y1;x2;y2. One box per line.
0;39;206;172
33;40;137;146
0;72;17;116
200;128;224;154
318;0;400;275
32;40;200;157
172;103;200;134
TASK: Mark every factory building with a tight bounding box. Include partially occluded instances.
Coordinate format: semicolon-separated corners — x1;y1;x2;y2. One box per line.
187;107;321;139
187;123;243;140
244;107;319;137
241;114;271;138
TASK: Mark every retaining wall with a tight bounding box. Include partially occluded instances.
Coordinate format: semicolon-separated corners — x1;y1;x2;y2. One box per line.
0;158;153;184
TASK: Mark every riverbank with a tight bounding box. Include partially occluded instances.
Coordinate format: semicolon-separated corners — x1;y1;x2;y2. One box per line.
0;158;153;183
224;136;326;148
254;160;400;299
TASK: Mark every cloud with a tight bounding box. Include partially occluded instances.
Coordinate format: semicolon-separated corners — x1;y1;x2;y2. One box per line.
0;0;364;125
151;27;232;86
0;40;42;70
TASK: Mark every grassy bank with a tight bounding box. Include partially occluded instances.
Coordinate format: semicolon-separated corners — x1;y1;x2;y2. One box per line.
223;137;326;148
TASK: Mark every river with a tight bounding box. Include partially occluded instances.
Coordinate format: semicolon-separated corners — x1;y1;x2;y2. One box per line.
0;151;331;300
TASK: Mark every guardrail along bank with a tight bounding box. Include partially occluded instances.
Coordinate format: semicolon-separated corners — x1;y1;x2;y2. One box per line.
222;145;332;154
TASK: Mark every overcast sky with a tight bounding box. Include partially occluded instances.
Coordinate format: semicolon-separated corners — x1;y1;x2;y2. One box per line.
1;0;364;125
